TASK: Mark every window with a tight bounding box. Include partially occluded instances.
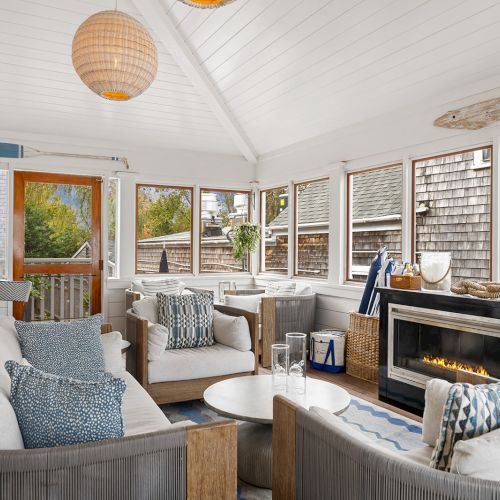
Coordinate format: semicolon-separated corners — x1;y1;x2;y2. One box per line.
347;164;403;282
108;178;119;278
136;185;193;274
413;146;492;282
200;189;250;273
0;169;7;279
260;186;288;274
294;178;329;278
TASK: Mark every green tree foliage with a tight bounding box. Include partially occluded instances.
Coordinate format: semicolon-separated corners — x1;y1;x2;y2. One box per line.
24;183;91;258
137;188;191;240
265;187;287;225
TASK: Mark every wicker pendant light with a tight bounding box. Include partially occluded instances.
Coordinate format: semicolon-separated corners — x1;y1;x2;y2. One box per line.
72;10;158;101
178;0;236;8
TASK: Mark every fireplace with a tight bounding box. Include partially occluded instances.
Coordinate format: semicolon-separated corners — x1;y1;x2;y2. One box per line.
378;288;500;414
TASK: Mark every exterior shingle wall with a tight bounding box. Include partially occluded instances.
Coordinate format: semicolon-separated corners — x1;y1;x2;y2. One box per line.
415;151;491;281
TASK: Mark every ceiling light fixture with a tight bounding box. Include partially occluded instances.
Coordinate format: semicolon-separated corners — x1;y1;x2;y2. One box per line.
178;0;236;8
72;10;158;101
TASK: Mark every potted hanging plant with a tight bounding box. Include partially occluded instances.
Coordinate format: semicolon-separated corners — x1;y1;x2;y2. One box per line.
232;223;260;272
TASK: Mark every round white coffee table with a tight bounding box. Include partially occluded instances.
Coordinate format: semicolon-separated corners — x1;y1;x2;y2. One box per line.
203;375;350;489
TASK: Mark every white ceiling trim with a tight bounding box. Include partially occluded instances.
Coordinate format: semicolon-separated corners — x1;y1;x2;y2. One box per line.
130;0;257;164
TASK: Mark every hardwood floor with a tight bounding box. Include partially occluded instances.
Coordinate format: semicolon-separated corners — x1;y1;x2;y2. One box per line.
259;365;422;423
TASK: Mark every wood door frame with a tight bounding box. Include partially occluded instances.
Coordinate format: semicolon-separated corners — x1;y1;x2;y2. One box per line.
13;171;102;319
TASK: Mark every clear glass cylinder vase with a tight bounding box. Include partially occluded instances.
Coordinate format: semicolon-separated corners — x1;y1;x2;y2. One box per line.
271;344;289;392
286;333;307;394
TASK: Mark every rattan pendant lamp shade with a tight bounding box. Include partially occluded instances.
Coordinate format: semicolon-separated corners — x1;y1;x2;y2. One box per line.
72;10;158;101
178;0;236;8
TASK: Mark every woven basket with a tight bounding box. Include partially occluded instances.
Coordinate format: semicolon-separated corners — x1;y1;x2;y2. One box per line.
346;312;379;383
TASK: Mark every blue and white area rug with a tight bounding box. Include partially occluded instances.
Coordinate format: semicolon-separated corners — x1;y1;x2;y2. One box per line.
160;395;424;500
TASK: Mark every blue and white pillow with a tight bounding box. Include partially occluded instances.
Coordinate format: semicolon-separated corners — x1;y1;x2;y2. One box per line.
157;291;215;349
430;382;500;471
15;314;105;381
5;360;125;449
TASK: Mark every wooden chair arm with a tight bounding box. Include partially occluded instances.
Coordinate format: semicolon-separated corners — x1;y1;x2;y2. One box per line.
126;309;148;386
273;395;298;500
224;289;265;296
100;323;113;334
125;289;141;311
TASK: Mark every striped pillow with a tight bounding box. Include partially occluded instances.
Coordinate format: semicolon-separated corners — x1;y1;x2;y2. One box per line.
157;292;215;350
141;278;181;297
265;281;296;297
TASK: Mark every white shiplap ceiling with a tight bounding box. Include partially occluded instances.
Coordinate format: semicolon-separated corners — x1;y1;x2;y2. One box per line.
2;0;500;160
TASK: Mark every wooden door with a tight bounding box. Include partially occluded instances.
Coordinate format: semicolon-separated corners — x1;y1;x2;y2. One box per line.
13;172;102;320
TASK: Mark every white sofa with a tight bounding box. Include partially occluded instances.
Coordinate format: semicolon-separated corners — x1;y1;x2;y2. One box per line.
0;316;238;500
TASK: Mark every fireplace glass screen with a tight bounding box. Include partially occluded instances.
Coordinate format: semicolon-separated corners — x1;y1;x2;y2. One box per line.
393;319;500;383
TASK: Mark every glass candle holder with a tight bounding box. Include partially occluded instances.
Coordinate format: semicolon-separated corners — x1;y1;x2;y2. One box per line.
271;344;289;392
218;281;236;303
420;252;452;292
286;333;307;394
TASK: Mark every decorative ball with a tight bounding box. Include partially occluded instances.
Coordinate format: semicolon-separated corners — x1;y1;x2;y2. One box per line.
72;10;158;101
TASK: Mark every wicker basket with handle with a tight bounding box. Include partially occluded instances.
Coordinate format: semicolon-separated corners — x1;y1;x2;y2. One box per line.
346;312;379;383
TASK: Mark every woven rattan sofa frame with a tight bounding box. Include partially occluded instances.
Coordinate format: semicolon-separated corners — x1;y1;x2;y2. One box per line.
125;288;259;405
0;323;238;500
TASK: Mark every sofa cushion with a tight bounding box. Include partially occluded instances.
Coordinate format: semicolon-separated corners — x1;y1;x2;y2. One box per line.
157;291;215;349
142;278;183;297
133;296;158;324
6;360;125;449
101;331;124;374
147;323;169;361
0;391;24;449
265;281;296;296
422;378;451;447
450;427;500;480
224;293;264;313
148;343;255;383
121;371;171;435
15;314;105;382
213;310;251;352
431;382;500;471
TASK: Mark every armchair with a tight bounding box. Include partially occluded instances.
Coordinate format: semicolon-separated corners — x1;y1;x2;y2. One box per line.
125;288;259;404
225;288;316;367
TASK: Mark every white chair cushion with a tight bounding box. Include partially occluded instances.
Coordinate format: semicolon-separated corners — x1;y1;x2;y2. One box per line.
294;282;313;296
148;323;169;361
100;331;124;375
148;344;255;383
422;378;452;447
133;296;158;324
450;427;500;480
265;281;296;296
213;310;251;352
0;391;24;449
224;294;265;313
121;371;172;436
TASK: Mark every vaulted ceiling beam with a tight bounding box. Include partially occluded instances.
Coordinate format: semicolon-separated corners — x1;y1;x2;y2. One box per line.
130;0;257;163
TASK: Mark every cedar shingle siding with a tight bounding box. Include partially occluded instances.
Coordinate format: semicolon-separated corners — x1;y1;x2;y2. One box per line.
415;151;491;282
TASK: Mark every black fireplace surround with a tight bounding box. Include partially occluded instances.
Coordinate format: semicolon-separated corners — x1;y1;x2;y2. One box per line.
378;287;500;415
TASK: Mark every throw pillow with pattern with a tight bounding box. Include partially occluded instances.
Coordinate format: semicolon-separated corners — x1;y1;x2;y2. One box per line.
141;278;182;297
430;382;500;471
157;291;215;349
6;360;125;449
15;314;105;381
265;281;296;296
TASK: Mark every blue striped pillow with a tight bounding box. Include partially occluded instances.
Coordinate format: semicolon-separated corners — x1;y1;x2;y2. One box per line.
157;292;215;349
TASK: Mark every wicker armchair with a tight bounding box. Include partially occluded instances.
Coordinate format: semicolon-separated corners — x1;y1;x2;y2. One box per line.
272;396;500;500
225;289;316;367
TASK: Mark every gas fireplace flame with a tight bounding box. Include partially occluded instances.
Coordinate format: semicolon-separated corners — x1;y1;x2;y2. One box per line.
423;355;490;377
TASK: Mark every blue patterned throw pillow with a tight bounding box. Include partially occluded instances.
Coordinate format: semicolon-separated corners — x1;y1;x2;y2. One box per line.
157;291;215;349
430;382;500;471
15;314;105;381
5;360;125;449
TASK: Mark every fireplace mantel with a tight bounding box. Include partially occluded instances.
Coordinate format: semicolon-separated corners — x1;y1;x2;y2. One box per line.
378;287;500;415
